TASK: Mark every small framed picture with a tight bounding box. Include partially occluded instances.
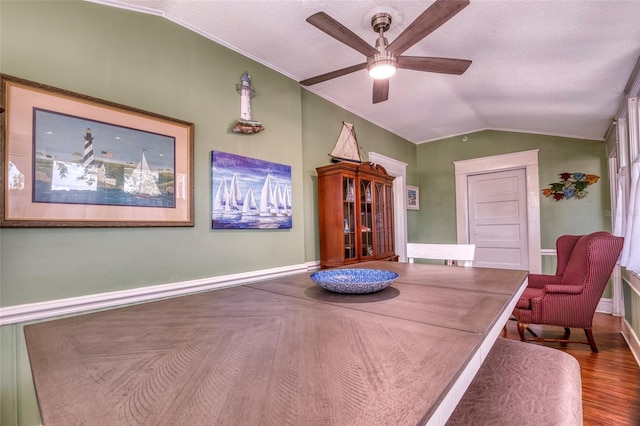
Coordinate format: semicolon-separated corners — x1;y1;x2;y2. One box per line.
407;185;419;210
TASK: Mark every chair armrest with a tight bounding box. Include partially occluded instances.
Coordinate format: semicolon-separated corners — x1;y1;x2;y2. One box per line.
528;274;563;289
544;284;583;294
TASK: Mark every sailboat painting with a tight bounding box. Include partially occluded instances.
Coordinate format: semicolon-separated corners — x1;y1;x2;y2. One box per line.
211;151;292;229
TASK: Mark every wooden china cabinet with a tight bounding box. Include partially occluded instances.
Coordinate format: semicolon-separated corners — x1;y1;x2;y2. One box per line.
316;161;396;268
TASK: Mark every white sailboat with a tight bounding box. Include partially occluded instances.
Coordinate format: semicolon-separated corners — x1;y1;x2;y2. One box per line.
223;174;242;215
242;187;259;215
259;173;278;216
123;151;161;196
329;122;362;163
276;181;286;211
284;184;292;215
213;176;229;212
224;173;242;215
228;173;243;208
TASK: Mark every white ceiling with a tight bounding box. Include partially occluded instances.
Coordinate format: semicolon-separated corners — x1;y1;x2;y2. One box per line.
93;0;640;144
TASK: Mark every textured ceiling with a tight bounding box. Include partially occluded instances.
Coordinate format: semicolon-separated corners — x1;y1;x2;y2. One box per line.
92;0;640;143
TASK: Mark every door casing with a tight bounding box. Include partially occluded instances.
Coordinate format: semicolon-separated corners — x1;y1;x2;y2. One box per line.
454;150;541;273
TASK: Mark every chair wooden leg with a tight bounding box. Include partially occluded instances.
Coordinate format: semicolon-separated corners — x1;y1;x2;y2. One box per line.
584;328;598;353
517;322;527;341
516;325;598;351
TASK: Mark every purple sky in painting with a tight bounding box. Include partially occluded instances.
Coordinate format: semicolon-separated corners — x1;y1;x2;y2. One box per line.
211;151;291;205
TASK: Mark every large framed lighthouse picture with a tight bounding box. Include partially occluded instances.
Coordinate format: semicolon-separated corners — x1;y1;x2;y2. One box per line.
0;74;194;227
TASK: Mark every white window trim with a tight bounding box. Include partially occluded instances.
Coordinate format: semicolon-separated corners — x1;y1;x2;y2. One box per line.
615;57;640;279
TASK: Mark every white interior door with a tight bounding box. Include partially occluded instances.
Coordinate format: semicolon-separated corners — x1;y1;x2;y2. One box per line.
467;168;529;270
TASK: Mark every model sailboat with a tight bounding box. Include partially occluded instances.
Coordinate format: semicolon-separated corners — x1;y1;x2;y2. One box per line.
329;122;362;163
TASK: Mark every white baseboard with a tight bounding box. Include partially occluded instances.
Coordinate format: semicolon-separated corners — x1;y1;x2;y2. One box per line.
622;318;640;368
1;262;319;326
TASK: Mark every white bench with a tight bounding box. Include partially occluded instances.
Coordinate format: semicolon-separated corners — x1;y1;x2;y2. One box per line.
447;338;583;425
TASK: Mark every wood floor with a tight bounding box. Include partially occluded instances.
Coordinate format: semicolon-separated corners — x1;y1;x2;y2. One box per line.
502;313;640;425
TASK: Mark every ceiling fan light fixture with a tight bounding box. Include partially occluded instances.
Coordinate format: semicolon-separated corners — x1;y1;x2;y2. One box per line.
368;54;397;80
303;3;471;102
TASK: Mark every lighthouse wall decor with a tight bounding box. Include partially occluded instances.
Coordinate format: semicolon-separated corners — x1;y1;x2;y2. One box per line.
0;74;194;227
232;72;265;134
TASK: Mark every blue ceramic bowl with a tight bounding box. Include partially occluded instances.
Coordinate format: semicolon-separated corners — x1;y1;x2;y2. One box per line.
310;268;398;294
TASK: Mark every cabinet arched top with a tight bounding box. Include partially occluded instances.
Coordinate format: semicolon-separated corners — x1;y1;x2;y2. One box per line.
316;162;394;182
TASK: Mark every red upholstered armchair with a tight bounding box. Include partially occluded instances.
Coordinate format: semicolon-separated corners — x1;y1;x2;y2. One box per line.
513;231;623;352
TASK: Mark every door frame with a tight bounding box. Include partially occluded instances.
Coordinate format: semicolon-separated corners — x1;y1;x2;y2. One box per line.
454;150;542;273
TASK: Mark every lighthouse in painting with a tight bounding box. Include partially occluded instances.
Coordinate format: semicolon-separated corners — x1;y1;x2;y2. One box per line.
232;72;264;134
83;128;94;167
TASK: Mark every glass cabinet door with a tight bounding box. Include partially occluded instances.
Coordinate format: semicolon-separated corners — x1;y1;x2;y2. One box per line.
383;182;394;254
316;162;395;268
360;179;373;257
343;177;356;260
375;182;394;256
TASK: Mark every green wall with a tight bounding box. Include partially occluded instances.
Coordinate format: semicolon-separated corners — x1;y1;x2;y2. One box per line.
0;0;417;308
0;2;625;425
0;3;418;424
1;0;308;306
416;130;611;248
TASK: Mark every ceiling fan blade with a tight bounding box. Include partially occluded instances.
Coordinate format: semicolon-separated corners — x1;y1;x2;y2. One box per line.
387;0;470;56
398;56;472;75
307;12;379;57
372;79;389;104
300;63;368;86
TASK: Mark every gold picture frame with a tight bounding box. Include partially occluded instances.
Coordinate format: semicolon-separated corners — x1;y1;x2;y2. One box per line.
1;74;194;227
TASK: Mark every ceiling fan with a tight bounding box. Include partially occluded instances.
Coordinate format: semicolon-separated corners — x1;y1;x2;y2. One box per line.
300;0;472;104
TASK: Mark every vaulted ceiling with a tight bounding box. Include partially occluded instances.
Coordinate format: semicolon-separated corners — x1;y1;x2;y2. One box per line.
94;0;640;143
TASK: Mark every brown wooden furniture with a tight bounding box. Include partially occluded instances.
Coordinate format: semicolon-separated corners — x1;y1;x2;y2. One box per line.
316;162;396;268
24;261;527;425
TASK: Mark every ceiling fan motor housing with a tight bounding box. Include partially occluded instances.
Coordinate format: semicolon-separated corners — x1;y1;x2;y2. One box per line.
371;13;392;33
367;53;397;79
